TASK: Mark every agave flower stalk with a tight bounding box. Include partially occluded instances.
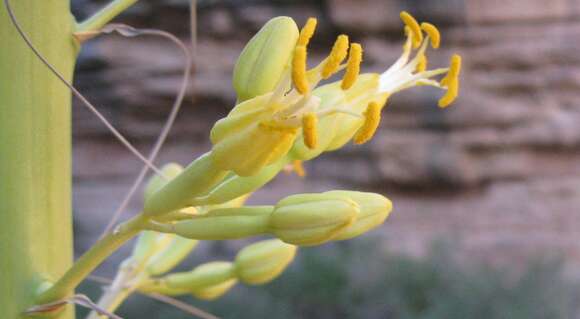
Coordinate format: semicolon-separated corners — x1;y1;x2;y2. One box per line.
0;1;77;318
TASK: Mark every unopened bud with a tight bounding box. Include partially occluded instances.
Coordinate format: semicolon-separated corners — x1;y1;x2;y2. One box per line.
234;239;297;285
165;261;236;291
191;279;238;301
130;231;175;267
144;153;228;216
145;236;199;276
269;193;359;246
323;191;392;240
191;156;289;206
143;163;184;201
233;16;299;102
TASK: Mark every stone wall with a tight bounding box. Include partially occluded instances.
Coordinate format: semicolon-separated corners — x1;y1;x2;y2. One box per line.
71;0;580;274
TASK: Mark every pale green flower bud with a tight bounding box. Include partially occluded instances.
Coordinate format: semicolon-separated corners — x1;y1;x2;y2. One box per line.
233;16;299;102
144;153;228;216
140;262;238;299
190;155;289;206
143;163;183;201
169;206;273;240
234;239;297;285
131;231;164;264
268;193;359;246
322;191;392;240
145;236;199;276
191;279;238;301
165;261;236;291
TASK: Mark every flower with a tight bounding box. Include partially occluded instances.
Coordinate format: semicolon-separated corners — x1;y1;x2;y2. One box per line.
209;17;365;176
291;11;462;159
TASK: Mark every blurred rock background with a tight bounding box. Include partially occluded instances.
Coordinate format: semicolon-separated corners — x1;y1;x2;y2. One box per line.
68;0;580;317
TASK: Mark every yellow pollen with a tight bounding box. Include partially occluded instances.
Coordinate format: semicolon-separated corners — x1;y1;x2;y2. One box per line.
450;54;462;76
298;18;317;47
341;43;363;90
292;45;309;94
420;22;440;49
440;54;462;86
322;35;349;79
415;55;427;73
354;102;381;145
438;78;459;108
400;11;422;49
302;112;318;149
292;160;307;177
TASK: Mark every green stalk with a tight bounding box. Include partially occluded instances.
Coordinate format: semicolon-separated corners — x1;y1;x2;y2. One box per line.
37;215;147;305
0;1;77;318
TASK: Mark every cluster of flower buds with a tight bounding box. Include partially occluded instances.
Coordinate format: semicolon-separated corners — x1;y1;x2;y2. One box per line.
138;239;297;300
149;190;392;247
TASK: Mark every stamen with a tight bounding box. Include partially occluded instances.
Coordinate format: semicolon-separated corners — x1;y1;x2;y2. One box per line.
441;54;461;86
415;55;427;73
438;78;458;108
354;102;381;144
292;160;307;177
420;22;440;49
322;35;349;79
302;112;318;149
292;45;309;94
298;18;317;47
400;11;422;49
341;43;363;90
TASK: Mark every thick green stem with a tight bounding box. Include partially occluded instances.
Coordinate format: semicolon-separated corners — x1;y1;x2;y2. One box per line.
76;0;138;33
0;1;77;318
37;215;147;305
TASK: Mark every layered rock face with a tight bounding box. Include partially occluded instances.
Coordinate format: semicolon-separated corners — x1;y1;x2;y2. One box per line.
72;0;580;271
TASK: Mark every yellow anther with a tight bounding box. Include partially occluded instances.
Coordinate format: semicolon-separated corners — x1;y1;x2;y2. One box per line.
292;45;309;94
298;18;317;47
354;102;381;144
302;112;318;149
292;160;307;177
322;35;349;79
400;11;422;49
415;55;427;73
420;22;440;49
438;78;459;108
439;55;461;107
440;54;462;86
341;43;363;90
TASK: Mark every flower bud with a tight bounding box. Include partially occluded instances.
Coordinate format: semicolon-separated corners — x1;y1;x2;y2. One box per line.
322;191;392;240
191;156;289;206
269;193;359;246
170;206;273;240
131;231;172;265
233;16;299;102
143;163;184;201
144;153;228;216
145;236;199;276
234;239;297;285
191;279;238;301
165;261;236;291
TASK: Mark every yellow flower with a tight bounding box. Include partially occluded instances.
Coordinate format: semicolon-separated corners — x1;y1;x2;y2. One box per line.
291;11;462;159
210;17;362;176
